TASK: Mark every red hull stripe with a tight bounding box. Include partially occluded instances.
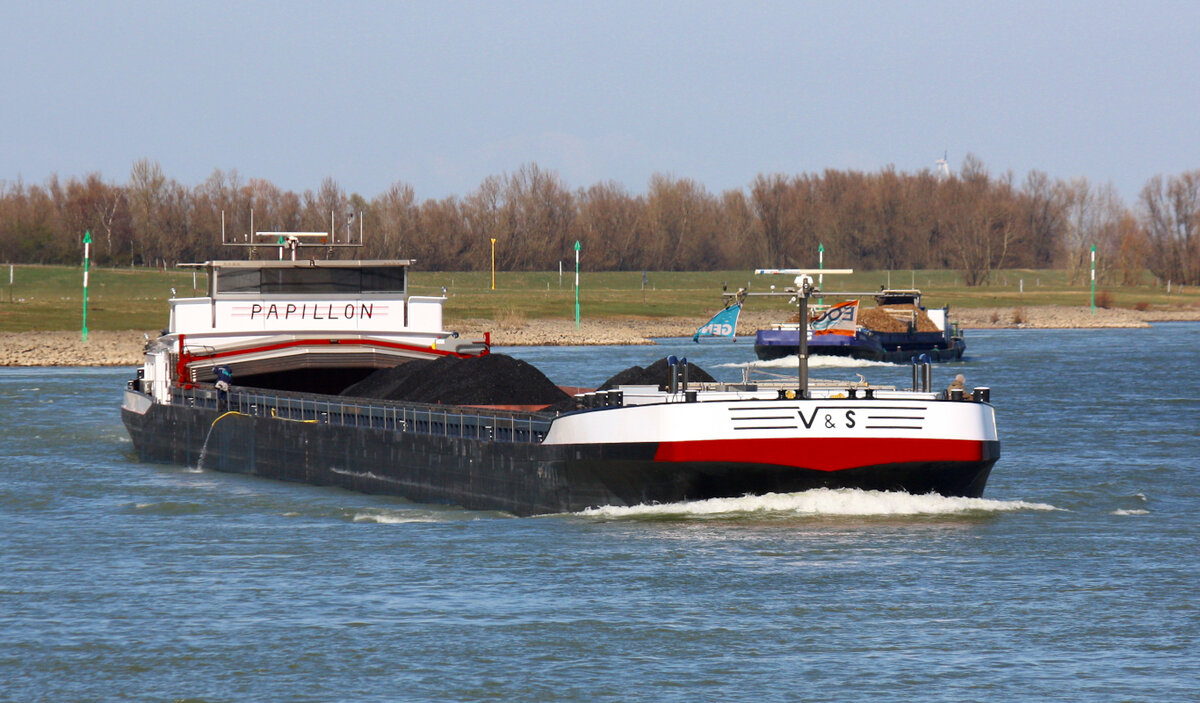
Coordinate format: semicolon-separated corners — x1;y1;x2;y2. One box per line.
653;437;986;472
187;337;485;363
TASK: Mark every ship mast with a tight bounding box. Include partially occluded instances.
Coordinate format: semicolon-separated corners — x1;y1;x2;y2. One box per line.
753;268;854;397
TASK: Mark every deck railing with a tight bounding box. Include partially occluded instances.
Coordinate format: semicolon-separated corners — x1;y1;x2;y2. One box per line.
170;385;553;445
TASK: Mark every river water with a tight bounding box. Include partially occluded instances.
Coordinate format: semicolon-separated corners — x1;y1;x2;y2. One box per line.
2;324;1198;701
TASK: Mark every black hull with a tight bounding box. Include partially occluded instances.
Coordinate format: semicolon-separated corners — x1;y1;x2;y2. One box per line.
122;393;997;516
754;340;967;363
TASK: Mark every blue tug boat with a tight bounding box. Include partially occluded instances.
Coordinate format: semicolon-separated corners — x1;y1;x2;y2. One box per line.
754;289;966;363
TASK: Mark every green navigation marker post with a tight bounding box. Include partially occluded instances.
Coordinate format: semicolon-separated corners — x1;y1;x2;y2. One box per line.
574;240;581;328
82;230;92;341
1090;244;1096;314
818;242;825;305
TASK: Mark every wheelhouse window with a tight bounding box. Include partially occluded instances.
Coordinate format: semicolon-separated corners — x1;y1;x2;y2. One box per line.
360;267;407;292
215;266;407;295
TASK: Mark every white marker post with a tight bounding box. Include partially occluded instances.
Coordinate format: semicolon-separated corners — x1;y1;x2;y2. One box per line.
1090;245;1096;314
574;240;581;328
82;230;92;341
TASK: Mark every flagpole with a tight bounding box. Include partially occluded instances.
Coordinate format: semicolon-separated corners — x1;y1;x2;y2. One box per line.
798;280;809;397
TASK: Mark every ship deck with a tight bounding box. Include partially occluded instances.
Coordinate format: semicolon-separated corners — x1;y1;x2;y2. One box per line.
164;384;556;445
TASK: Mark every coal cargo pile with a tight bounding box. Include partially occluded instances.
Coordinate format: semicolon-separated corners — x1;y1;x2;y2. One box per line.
599;357;716;390
340;362;424;399
786;304;940;333
858;305;940;332
343;354;571;406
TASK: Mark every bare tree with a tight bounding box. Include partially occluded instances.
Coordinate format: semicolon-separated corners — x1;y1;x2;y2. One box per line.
1139;171;1200;285
717;188;758;270
127;158;167;266
302;177;350;248
417;196;468;270
462;176;504;270
939;155;1019;286
644;174;718;270
573;181;643;269
1061;178;1126;285
1020;170;1065;267
85;175;127;265
750;173;789;265
1112;213;1148;285
370;182;418;259
499;164;574;270
0;179;67;263
1;159;1162;279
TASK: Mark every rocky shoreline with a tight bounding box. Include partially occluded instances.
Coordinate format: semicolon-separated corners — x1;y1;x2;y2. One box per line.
1;305;1197;367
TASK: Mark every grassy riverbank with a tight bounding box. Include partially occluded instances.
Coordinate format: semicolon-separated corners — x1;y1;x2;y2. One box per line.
1;264;1196;334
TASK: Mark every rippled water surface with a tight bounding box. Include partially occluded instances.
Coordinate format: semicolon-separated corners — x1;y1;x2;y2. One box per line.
2;323;1198;701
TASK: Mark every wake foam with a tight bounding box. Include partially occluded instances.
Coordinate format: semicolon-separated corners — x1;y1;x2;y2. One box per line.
130;501;205;515
718;356;890;370
579;488;1057;518
353;513;441;524
351;509;451;524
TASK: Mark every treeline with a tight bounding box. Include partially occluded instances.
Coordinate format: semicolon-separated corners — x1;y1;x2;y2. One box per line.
2;156;1198;286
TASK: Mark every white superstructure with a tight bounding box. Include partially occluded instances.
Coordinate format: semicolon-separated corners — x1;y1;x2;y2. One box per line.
137;257;486;402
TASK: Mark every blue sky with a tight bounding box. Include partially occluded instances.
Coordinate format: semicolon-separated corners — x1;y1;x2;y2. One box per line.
3;1;1197;205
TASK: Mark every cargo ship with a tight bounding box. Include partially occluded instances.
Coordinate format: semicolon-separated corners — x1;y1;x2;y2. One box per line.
754;288;967;363
121;246;999;515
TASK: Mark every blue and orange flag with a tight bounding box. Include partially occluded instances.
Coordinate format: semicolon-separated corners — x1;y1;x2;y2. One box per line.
810;300;859;336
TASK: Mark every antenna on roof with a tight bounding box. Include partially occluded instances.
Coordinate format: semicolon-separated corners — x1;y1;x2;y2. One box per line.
221;210;364;260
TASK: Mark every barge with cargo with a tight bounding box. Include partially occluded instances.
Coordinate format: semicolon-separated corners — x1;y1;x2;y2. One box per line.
121;240;1000;515
754;288;967;363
